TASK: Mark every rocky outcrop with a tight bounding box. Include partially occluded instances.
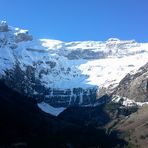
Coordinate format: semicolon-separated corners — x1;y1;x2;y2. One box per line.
15;30;33;43
66;49;105;59
113;63;148;102
0;21;8;32
44;87;97;107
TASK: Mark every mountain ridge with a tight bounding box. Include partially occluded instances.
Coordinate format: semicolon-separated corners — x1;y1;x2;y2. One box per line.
0;21;148;111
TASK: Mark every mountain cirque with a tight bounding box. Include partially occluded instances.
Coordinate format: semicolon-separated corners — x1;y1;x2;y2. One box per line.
0;21;148;110
0;21;148;148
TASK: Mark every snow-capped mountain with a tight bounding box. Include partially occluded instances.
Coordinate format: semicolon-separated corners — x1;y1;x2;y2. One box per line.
0;21;148;110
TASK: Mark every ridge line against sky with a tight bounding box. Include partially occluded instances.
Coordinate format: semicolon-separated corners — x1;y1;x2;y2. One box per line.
0;0;148;42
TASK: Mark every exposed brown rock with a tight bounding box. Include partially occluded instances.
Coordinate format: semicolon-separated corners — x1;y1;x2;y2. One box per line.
114;63;148;102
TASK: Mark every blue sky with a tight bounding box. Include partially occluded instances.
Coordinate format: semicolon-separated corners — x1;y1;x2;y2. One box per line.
0;0;148;42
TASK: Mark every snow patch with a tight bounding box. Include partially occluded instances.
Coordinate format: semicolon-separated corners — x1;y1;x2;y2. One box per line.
37;102;66;116
112;95;148;107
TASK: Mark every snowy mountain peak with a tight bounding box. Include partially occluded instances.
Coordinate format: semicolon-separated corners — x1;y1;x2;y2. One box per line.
0;22;148;107
107;38;120;42
0;21;33;44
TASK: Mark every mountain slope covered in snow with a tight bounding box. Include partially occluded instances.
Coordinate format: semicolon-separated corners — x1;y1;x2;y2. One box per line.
0;21;148;109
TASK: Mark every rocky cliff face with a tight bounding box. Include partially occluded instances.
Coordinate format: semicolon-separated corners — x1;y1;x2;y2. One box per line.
3;65;97;107
0;21;98;107
113;63;148;102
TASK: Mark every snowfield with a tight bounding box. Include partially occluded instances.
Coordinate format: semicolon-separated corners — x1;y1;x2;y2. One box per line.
38;102;66;116
0;21;148;115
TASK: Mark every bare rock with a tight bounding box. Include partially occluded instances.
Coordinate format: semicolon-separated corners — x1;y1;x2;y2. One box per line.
0;21;8;32
15;30;33;43
114;63;148;102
